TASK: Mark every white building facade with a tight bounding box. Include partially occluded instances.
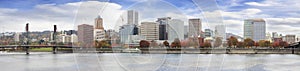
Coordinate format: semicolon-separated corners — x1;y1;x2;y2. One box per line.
188;19;202;37
244;19;266;41
168;19;184;42
140;22;159;41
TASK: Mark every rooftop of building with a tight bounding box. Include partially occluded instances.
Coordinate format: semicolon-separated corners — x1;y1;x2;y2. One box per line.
245;18;265;22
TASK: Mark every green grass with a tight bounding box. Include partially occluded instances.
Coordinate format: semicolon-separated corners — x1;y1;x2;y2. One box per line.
31;48;53;52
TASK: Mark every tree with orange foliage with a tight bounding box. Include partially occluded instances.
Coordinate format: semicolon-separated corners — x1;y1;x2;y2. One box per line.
272;41;288;48
198;37;204;48
171;38;181;48
140;40;150;48
244;38;255;48
227;36;238;48
186;37;199;48
214;37;222;47
202;41;212;48
272;41;280;48
237;42;245;48
258;40;271;47
163;40;170;47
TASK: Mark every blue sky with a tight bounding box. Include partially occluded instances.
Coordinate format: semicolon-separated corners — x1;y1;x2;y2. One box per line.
0;0;264;12
0;0;300;37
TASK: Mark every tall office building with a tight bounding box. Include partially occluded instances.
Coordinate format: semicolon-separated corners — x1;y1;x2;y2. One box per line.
127;10;139;25
95;15;104;30
157;17;171;40
78;24;94;47
215;25;226;38
168;19;184;42
244;19;266;41
94;29;106;41
184;26;188;39
188;19;202;37
94;16;106;41
119;24;136;43
105;29;119;43
140;22;159;41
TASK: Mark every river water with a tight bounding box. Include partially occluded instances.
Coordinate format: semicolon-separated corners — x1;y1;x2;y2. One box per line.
0;52;299;71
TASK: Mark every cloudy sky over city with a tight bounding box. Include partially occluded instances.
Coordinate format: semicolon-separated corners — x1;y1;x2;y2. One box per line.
0;0;300;37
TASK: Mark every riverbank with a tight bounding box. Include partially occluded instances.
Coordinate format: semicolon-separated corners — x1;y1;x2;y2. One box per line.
139;48;300;54
1;48;300;54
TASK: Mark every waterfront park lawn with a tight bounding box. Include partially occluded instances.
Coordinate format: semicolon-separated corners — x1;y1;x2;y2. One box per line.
30;48;53;52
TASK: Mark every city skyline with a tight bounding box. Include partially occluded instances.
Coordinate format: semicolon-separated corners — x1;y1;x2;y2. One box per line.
0;0;300;37
1;1;300;71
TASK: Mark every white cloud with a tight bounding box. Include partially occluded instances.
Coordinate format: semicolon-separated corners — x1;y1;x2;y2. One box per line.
221;8;267;19
124;0;189;25
245;2;271;6
1;0;300;37
0;1;124;32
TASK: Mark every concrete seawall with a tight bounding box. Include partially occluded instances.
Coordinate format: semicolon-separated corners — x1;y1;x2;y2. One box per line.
139;48;300;54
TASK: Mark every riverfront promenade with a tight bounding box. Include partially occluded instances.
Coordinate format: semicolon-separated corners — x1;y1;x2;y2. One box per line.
0;45;299;54
139;48;300;54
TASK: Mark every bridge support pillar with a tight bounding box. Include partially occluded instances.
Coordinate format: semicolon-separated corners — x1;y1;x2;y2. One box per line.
25;47;29;55
292;47;294;54
53;47;57;54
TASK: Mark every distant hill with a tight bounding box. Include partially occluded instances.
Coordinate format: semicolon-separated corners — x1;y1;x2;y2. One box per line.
226;33;243;40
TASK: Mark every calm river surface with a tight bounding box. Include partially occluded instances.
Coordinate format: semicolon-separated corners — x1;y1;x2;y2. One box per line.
0;52;300;71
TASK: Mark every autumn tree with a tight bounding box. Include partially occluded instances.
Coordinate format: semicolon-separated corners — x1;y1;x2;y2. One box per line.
171;38;181;48
272;41;289;48
140;40;150;48
214;37;222;47
163;40;170;47
150;40;159;47
202;40;212;48
95;40;110;48
258;40;271;47
227;36;238;48
244;38;255;48
272;41;280;48
279;41;289;48
187;37;199;48
198;37;204;48
180;40;188;47
237;42;245;48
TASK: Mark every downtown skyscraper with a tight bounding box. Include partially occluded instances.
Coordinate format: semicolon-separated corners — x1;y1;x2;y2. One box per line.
127;10;139;25
244;18;266;41
94;15;106;41
168;19;184;42
78;24;94;47
140;22;159;41
215;25;226;38
188;19;202;37
157;17;171;40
